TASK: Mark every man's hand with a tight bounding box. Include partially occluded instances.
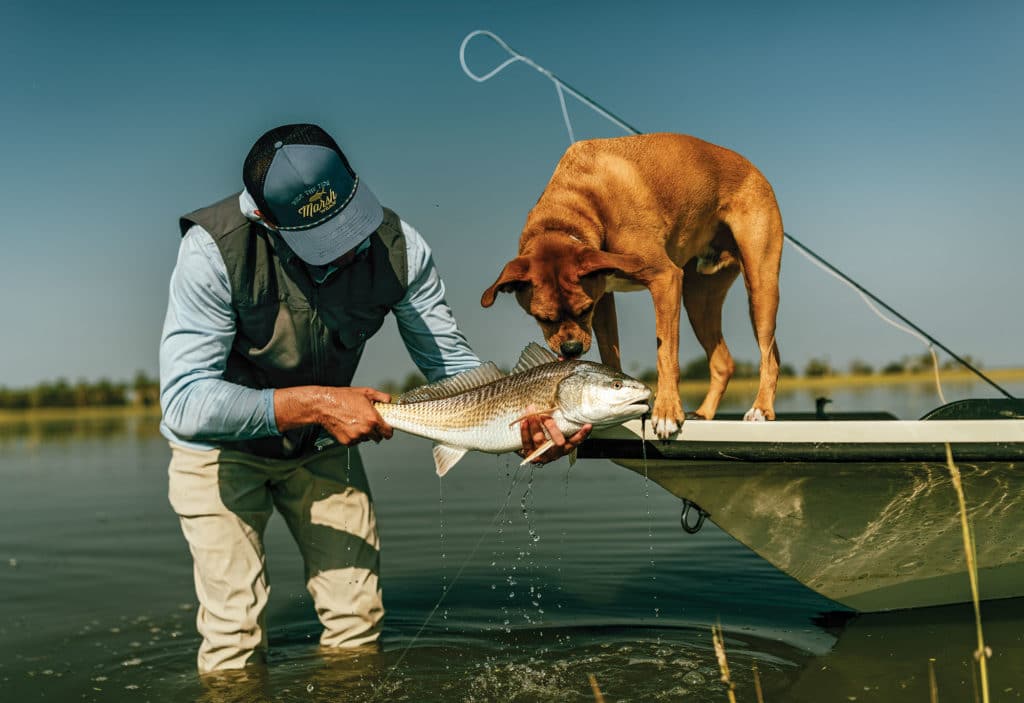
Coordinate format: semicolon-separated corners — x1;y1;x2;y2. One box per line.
517;404;592;465
274;386;394;446
316;387;394;446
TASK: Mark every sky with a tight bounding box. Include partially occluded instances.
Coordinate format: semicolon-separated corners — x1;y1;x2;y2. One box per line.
1;0;1022;389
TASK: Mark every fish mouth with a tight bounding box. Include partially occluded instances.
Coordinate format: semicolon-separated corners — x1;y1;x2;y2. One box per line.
622;391;652;416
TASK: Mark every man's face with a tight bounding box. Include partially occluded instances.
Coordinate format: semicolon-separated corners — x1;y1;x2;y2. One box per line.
327;247;359;269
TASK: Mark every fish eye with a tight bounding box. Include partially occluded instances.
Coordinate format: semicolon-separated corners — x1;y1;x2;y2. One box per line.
612;380;623;389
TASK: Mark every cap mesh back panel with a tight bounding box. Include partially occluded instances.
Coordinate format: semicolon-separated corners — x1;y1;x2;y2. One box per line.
242;124;352;220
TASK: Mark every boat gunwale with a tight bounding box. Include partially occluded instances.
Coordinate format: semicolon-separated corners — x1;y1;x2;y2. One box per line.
580;418;1024;462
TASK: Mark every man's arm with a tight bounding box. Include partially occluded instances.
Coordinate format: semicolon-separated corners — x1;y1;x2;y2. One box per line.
159;226;280;441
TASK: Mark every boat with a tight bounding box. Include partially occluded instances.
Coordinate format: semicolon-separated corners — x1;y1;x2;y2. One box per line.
578;398;1024;612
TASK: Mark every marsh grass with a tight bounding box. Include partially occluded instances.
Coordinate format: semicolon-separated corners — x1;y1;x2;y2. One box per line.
712;622;738;703
0;404;161;424
928;658;938;703
752;661;764;703
944;442;991;703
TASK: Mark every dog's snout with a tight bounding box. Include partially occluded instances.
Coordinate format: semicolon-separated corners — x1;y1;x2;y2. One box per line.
560;340;584;358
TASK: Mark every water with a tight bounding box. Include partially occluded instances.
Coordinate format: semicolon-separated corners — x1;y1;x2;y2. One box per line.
2;380;1023;701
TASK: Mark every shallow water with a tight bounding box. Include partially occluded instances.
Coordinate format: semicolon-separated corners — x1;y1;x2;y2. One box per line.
2;381;1023;702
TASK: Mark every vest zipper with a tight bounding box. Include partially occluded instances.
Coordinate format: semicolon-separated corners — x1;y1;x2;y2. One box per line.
309;288;322;386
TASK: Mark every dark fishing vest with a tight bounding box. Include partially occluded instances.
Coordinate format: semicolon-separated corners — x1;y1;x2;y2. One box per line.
178;193;408;458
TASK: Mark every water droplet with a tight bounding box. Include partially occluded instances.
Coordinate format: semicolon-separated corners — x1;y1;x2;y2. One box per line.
681;671;706;686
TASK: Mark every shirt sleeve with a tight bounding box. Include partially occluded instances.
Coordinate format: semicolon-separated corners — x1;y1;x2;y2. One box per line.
392;220;482;382
159;226;280;441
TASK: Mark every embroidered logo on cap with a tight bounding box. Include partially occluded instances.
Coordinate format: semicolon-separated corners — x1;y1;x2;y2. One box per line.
298;184;338;220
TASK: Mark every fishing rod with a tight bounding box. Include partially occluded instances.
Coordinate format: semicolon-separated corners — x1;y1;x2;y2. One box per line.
458;29;1016;400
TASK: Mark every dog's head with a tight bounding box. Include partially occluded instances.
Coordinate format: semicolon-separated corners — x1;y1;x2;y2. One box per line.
481;239;646;359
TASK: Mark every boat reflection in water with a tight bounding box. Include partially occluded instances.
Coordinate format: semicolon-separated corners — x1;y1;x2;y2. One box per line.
785;599;1024;701
581;399;1024;612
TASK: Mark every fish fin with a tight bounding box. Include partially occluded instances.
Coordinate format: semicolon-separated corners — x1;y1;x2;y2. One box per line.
397;362;505;403
511;342;558;375
433;444;469;477
568;448;577;467
519;439;555;465
506;407;559;428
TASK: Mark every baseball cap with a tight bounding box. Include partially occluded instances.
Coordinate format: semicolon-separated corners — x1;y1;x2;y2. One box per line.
242;124;384;265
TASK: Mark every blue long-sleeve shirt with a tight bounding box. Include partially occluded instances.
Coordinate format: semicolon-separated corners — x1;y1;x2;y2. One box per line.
159;196;480;451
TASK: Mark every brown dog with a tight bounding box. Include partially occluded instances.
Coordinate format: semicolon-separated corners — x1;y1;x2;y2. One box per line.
481;133;782;438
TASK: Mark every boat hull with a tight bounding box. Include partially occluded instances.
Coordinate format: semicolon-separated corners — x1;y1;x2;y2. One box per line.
581;416;1024;611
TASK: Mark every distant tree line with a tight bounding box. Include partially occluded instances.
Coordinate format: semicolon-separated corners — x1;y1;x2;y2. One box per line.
631;351;983;385
0;371;160;410
377;371;428;397
797;352;982;379
373;352;985;392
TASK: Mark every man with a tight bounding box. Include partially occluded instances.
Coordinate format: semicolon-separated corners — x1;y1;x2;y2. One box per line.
159;123;588;674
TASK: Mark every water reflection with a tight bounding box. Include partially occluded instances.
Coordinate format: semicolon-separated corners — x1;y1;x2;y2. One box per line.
0;411;162;446
787;599;1024;702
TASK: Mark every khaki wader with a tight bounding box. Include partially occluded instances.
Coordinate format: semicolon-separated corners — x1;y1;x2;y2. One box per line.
168;443;382;674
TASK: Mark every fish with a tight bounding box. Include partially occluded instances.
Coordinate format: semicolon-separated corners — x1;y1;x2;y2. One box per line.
374;343;651;476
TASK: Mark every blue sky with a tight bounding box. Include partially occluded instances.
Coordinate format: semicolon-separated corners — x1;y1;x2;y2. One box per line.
1;0;1021;388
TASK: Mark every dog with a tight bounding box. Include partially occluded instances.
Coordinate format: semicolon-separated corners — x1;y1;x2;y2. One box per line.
481;133;782;438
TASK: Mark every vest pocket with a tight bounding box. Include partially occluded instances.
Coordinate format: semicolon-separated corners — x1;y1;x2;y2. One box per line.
235;301;311;369
331;306;389;350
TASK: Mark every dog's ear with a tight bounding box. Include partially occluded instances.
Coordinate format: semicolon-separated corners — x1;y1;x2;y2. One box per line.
481;257;531;308
578;250;649;282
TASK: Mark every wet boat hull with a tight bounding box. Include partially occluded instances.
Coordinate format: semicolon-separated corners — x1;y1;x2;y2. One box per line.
580;414;1024;611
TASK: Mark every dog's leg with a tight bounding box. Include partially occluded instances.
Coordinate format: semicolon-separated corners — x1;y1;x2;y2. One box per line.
683;260;741;419
727;203;783;422
647;265;685;438
592;292;622;371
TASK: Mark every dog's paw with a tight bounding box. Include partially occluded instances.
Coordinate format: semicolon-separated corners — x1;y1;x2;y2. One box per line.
743;407;768;422
652;415;680;438
651;394;684;439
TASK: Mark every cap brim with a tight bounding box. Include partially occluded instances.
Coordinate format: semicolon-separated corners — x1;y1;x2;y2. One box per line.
278;179;384;265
